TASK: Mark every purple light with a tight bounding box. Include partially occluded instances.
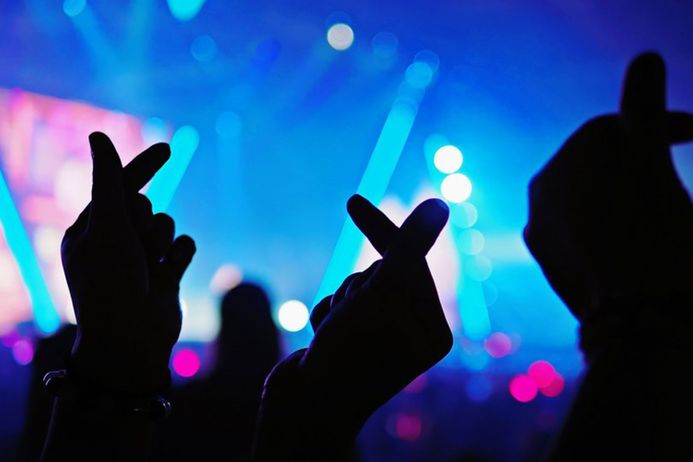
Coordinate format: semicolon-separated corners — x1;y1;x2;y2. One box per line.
12;339;34;365
483;332;512;358
509;375;538;403
395;413;422;441
172;348;200;378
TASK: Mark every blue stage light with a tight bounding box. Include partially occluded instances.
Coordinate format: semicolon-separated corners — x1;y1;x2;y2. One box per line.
146;125;199;212
405;62;434;89
0;169;59;334
215;111;242;138
167;0;206;22
63;0;86;17
191;35;217;62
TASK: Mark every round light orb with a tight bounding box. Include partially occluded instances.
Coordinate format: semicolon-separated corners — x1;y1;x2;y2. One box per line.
277;300;309;332
441;173;472;203
191;35;217;62
433;145;463;173
63;0;86;17
327;23;354;51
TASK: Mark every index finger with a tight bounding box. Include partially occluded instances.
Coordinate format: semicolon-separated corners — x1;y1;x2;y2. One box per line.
123;142;171;192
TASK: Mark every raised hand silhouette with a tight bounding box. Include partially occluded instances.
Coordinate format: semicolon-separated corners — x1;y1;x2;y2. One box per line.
61;132;196;394
255;195;451;461
524;53;693;336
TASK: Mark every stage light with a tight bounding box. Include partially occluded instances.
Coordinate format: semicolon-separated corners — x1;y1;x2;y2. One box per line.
466;375;493;402
450;202;478;228
433;145;463;174
371;32;398;59
172;348;200;377
509;375;538;403
441;173;472;203
277;300;309;332
146;125;199;212
483;332;512;358
12;339;34;366
0;168;59;334
191;35;217;62
528;360;556;388
63;0;86;17
327;23;354;51
540;373;565;398
458;229;485;255
167;0;206;22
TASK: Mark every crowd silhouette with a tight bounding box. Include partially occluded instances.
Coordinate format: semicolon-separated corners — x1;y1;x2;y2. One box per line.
17;52;693;461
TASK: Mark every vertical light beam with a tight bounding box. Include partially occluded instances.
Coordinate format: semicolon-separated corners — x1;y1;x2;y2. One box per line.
313;98;418;305
146;125;199;213
0;168;59;334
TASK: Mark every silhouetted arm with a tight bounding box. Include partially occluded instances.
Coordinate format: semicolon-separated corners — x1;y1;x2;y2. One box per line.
253;196;452;461
41;133;196;461
524;53;693;461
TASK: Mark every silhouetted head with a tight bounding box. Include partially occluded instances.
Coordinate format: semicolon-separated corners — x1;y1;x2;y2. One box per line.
216;282;280;380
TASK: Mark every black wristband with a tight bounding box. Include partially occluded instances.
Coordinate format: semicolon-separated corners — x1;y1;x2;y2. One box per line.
43;369;172;421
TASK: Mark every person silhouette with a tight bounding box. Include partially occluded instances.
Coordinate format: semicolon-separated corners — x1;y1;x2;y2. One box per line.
152;282;280;462
525;53;693;460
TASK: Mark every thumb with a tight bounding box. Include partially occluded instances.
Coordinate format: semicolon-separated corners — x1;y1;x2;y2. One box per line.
347;194;398;256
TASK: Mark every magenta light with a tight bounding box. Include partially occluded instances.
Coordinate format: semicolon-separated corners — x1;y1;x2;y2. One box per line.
540;373;565;398
12;339;34;365
509;374;538;403
483;332;512;358
528;360;556;388
395;414;423;441
172;348;200;378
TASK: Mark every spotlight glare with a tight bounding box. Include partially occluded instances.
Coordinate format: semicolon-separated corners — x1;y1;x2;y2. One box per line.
441;173;472;203
327;23;354;51
433;145;463;173
277;300;309;332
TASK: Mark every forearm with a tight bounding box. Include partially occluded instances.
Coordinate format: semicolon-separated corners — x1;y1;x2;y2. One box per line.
41;394;155;462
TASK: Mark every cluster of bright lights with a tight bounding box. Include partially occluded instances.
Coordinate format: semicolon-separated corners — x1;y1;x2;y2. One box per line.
277;300;309;332
509;360;564;403
326;23;354;51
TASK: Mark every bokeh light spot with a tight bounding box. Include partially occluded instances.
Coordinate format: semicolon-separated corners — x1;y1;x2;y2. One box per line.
540;373;565;398
12;339;34;365
172;348;200;377
371;32;398;59
191;35;218;62
405;61;434;88
465;255;493;281
395;414;423;441
509;375;538;403
277;300;309;332
528;360;556;388
483;332;512;358
441;173;472;203
63;0;86;17
433;145;463;174
450;202;478;228
458;228;485;255
327;23;354;51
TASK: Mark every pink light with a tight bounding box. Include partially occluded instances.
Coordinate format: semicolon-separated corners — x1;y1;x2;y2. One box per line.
509;375;538;403
395;414;422;441
483;332;512;358
528;360;556;388
12;339;34;365
540;373;565;398
172;349;200;378
404;374;428;393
